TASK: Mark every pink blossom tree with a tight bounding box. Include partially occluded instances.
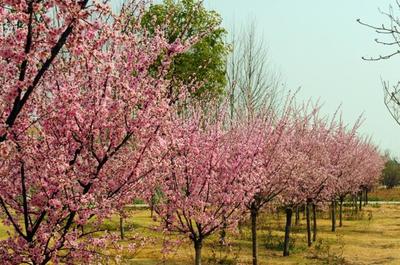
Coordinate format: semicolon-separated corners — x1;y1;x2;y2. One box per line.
358;144;385;205
278;104;335;255
347;140;382;210
327;120;364;229
327;120;384;229
0;1;202;263
150;108;262;265
244;110;294;265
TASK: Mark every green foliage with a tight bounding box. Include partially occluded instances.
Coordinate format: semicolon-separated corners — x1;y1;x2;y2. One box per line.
264;229;294;252
133;198;145;204
263;225;307;254
381;158;400;189
205;242;241;265
306;235;348;265
142;0;229;101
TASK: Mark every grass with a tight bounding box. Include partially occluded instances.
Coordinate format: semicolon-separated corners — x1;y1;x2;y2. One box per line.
0;220;9;239
91;204;400;264
2;204;400;264
369;187;400;201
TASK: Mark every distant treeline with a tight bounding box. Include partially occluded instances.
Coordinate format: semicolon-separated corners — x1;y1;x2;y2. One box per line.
381;156;400;188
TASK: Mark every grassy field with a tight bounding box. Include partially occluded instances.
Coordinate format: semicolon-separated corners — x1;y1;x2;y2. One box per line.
86;204;400;265
1;204;400;264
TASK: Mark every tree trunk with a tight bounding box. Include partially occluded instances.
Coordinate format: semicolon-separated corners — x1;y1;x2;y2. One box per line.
365;189;368;205
331;200;336;232
306;202;312;247
194;239;203;265
283;207;293;256
359;192;362;211
312;203;317;242
354;196;358;214
119;215;124;240
150;203;154;218
339;197;344;227
295;206;300;225
251;205;258;265
219;216;227;245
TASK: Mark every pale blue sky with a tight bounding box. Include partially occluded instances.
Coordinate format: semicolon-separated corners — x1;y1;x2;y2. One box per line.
204;0;400;157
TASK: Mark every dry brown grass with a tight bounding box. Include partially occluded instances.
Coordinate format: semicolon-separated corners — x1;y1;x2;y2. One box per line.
369;187;400;201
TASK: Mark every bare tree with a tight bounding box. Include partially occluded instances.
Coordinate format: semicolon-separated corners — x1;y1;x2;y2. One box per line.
226;23;284;121
358;1;400;125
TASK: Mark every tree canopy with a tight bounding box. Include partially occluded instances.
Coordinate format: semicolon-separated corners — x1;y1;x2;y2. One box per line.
142;0;229;101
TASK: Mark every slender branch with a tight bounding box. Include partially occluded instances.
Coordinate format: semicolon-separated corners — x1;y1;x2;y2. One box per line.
20;162;30;239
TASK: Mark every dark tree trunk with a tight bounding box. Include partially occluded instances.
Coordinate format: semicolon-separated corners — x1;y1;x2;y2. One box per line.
150;203;154;218
331;200;336;232
354;196;358;214
219;216;227;245
283;207;293;256
306;202;312;247
194;239;203;265
359;192;362;211
251;204;259;265
295;206;300;225
365;189;368;205
119;215;124;240
339;197;344;227
312;203;317;242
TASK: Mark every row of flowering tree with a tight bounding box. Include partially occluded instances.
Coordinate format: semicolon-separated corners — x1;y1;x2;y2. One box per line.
149;102;384;265
0;1;384;265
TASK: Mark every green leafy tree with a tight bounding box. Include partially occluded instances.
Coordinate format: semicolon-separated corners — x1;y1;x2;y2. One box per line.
142;0;229;101
381;158;400;189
